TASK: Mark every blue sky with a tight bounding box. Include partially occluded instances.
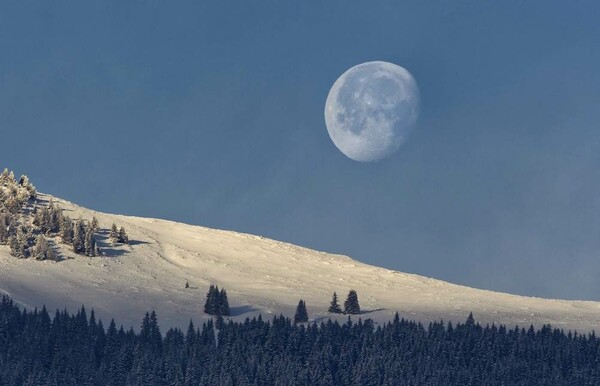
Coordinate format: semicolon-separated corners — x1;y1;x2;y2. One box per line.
2;1;600;300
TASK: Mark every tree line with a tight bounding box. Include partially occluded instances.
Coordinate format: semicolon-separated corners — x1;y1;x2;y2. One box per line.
1;295;599;385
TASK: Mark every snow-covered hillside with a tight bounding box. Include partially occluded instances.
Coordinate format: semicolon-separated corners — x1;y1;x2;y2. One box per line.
1;193;599;332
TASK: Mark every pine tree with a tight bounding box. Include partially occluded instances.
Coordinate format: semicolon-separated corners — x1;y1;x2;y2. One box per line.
60;216;74;244
47;203;61;234
84;226;96;257
328;292;342;314
343;290;360;315
0;168;9;181
8;235;20;257
109;224;119;245
32;235;57;261
9;227;30;258
0;212;13;244
33;235;48;260
218;288;230;317
118;226;128;244
72;220;85;254
294;300;309;323
204;285;218;315
90;217;99;233
204;285;231;316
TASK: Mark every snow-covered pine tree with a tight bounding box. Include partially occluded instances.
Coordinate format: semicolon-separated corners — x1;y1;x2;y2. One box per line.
72;219;85;254
84;226;96;257
0;168;9;181
9;227;31;258
19;175;36;199
3;195;19;214
7;235;19;257
33;206;48;233
48;203;62;234
32;235;57;261
60;216;74;244
0;212;14;244
32;235;48;260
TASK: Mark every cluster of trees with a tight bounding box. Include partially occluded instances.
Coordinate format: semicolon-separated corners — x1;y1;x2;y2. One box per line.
0;169;55;259
328;290;360;315
292;290;361;324
32;202;100;257
2;295;600;385
109;223;129;245
203;285;230;316
0;168;36;214
0;167;131;260
203;288;360;324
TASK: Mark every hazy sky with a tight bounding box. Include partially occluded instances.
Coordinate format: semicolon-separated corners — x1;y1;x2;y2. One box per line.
2;1;600;300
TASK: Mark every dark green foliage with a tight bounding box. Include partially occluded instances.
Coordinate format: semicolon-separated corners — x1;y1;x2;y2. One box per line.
72;219;85;254
218;288;230;316
294;300;308;323
328;292;342;314
344;290;360;315
2;295;600;385
203;285;231;317
203;284;218;315
84;225;96;257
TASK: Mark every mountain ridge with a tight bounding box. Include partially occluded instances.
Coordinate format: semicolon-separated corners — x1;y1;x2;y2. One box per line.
1;192;599;332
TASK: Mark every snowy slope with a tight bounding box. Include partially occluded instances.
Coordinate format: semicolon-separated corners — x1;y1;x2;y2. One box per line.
1;193;599;332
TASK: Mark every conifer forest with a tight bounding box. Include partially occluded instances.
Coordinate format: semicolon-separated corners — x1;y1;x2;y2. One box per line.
1;296;600;386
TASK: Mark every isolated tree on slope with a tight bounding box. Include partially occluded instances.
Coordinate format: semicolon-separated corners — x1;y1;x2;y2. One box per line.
118;227;128;244
328;292;342;314
294;300;309;323
344;290;360;315
109;224;119;245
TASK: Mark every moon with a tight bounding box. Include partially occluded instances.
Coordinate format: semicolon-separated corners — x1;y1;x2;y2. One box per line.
324;61;420;162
